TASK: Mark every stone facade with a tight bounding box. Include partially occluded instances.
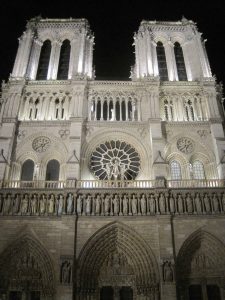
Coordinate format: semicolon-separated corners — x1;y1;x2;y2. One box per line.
0;17;225;300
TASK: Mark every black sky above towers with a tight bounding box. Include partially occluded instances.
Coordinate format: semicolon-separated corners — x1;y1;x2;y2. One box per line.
0;0;224;87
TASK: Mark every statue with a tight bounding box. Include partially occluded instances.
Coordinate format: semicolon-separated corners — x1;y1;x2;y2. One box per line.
203;194;211;213
163;261;173;282
61;261;72;284
30;194;37;215
111;159;120;180
66;193;73;214
131;194;138;215
0;194;3;213
177;194;183;213
48;194;55;214
20;194;29;215
149;194;155;214
186;193;193;213
85;195;92;215
104;195;110;215
120;164;126;180
12;194;20;214
195;193;202;214
39;194;46;214
76;195;82;215
169;194;175;214
57;195;64;215
123;194;128;215
212;193;219;213
106;163;111;179
159;193;166;214
95;194;101;215
3;194;12;215
222;193;225;212
140;194;146;215
112;194;119;215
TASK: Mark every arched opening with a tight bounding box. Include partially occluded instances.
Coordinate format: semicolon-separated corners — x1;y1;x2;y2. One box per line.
100;287;114;300
170;160;182;180
156;41;168;81
109;100;113;120
128;101;132;120
115;101;120;121
121;100;126;121
36;40;51;80
174;42;187;81
192;160;205;180
103;100;108;120
57;39;71;80
21;159;34;181
45;159;60;181
97;100;101;120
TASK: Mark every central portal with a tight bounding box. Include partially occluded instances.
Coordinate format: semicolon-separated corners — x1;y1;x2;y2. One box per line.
100;286;133;300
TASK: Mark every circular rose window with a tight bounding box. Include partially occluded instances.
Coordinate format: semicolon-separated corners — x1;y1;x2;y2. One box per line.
90;140;141;180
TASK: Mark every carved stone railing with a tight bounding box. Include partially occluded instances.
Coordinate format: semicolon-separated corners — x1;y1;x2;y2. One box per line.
1;179;224;189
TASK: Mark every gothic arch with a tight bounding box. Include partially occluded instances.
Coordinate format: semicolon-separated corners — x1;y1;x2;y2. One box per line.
0;233;55;298
77;222;160;298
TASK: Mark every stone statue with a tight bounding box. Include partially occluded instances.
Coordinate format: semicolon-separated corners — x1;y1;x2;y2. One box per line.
140;194;146;215
76;195;82;215
120;164;126;180
111;159;120;180
123;194;128;215
195;193;202;214
95;194;101;215
12;194;20;214
48;194;55;214
222;193;225;212
3;194;12;215
104;195;110;215
159;193;166;214
212;193;219;213
57;195;64;215
20;194;29;215
149;194;155;214
169;194;175;214
85;195;91;215
177;194;183;213
39;194;46;214
113;194;119;215
131;194;137;215
30;194;37;215
67;193;73;214
61;261;72;284
0;194;3;213
203;193;211;213
163;261;173;282
106;163;111;179
186;193;193;213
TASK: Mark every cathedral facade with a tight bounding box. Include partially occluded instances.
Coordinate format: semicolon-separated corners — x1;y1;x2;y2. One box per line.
0;17;225;300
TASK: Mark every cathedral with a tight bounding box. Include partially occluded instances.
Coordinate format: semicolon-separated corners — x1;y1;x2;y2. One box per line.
0;17;225;300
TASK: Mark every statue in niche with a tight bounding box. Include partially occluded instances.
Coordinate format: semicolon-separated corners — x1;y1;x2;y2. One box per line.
106;163;111;179
123;194;128;215
57;194;64;215
163;261;173;282
12;194;20;214
112;194;119;215
0;194;3;213
120;164;126;180
203;194;211;213
85;195;91;215
48;194;55;214
222;193;225;212
30;194;37;215
3;194;12;215
177;194;183;213
39;194;46;214
212;193;219;212
76;195;82;215
104;195;110;215
95;194;101;215
169;194;175;214
111;159;120;180
159;193;166;214
149;194;155;214
61;261;72;284
131;194;138;215
20;194;29;215
195;193;202;213
140;194;146;215
186;193;193;213
66;193;73;214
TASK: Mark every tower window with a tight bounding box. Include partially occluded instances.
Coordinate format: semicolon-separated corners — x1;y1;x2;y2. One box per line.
21;159;34;181
156;42;168;81
57;40;71;80
174;42;187;81
45;159;60;181
36;40;51;80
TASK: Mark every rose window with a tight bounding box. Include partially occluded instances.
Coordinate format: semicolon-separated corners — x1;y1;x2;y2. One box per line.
90;140;141;180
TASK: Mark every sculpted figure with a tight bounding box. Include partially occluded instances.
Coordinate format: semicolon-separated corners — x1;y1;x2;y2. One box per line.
48;194;55;214
203;194;211;213
212;193;219;213
140;194;146;215
159;193;166;214
131;194;137;215
186;193;193;213
39;194;46;214
169;194;175;214
195;193;202;213
163;261;173;282
57;195;64;215
95;195;101;215
3;194;12;215
104;195;110;215
20;194;29;215
76;195;82;215
222;193;225;212
12;194;20;214
61;261;72;284
123;194;128;215
30;194;38;215
85;195;91;215
67;193;73;214
0;194;3;213
113;194;119;215
177;194;183;213
149;194;155;214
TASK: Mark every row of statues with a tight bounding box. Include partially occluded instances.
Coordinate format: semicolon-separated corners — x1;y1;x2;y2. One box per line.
0;192;225;216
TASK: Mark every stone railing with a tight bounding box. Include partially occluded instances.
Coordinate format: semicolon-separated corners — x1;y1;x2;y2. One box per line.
1;179;224;190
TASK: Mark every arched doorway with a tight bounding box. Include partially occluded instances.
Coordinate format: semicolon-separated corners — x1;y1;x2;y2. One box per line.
176;229;225;300
0;234;55;300
77;222;160;299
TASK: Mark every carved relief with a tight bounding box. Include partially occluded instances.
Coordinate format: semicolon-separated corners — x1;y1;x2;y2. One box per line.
32;136;51;152
60;257;73;285
177;137;194;154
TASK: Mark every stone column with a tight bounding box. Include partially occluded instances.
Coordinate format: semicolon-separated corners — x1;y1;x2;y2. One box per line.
164;42;177;81
181;42;192;81
27;38;43;80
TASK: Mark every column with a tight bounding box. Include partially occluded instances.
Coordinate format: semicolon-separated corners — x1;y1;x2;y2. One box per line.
69;38;79;78
134;34;140;78
164;42;177;81
27;38;43;80
181;42;192;81
119;101;122;121
100;100;103;120
78;33;86;74
152;41;159;76
195;33;212;78
126;100;128;121
146;32;153;75
47;40;62;80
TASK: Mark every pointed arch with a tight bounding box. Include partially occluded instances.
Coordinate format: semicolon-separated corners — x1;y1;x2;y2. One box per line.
0;233;55;298
77;222;159;297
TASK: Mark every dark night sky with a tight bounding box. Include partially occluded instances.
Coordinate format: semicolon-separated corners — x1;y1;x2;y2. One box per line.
0;0;225;87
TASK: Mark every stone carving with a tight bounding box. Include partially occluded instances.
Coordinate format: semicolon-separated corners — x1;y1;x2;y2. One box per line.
112;194;119;215
61;260;72;284
66;193;73;214
195;193;202;214
48;194;55;214
131;194;138;215
212;193;219;213
169;194;175;213
197;129;208;138
30;194;38;215
203;193;211;213
76;195;83;215
39;194;47;214
95;194;101;215
159;193;166;214
140;194;146;215
3;194;12;215
58;129;70;139
85;195;91;215
104;195;110;215
122;194;129;215
32;136;51;152
20;194;29;215
149;194;156;214
12;194;20;214
186;193;193;213
177;194;183;213
57;194;64;215
162;260;174;282
177;137;194;154
222;193;225;212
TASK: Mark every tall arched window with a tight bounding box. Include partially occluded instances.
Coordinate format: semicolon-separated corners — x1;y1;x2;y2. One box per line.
21;159;34;181
57;40;71;80
174;42;187;81
103;100;108;120
192;160;205;179
170;161;182;180
156;42;168;81
36;40;51;80
184;99;195;121
45;159;60;181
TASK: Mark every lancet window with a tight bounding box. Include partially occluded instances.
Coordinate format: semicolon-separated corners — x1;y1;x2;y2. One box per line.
184;99;195;121
191;161;205;180
45;159;60;181
55;98;65;120
164;99;174;121
21;159;34;181
36;40;51;80
156;42;168;81
28;99;40;120
57;39;71;80
174;42;187;81
170;160;182;180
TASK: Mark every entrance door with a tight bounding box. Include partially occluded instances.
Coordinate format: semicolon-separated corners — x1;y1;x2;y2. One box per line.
207;285;221;300
9;291;40;300
9;292;22;300
120;287;133;300
100;286;114;300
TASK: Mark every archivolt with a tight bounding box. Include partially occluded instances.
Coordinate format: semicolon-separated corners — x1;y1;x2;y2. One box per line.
77;222;159;291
